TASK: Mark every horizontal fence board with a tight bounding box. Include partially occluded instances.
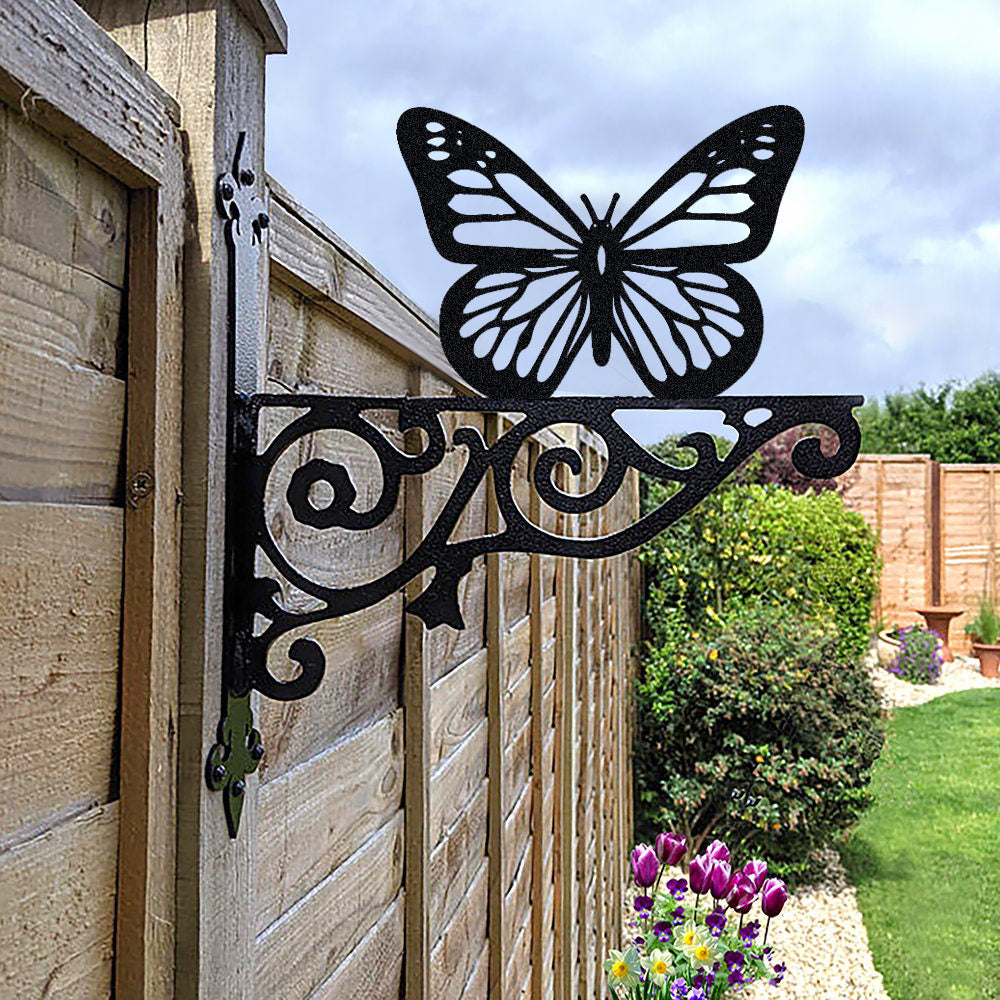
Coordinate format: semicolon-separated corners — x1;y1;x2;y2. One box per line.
256;600;404;782
430;717;488;846
429;648;487;771
307;895;404;1000
0;0;179;187
0;502;121;843
429;864;488;1000
0;802;118;998
428;781;488;947
255;814;404;999
256;710;403;933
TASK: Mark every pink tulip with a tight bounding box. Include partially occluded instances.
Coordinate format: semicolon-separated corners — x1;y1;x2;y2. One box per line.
655;831;687;867
760;877;788;917
709;860;732;900
688;854;715;895
704;839;731;864
742;859;768;891
726;873;757;913
631;844;659;888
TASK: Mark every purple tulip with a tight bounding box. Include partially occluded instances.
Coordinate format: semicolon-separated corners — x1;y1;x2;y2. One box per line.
726;873;757;913
688;854;715;895
631;844;659;888
655;831;687;867
704;839;731;863
709;860;732;900
742;859;768;891
760;877;788;917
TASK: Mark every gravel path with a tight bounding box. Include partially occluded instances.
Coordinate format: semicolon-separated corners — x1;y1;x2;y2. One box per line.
621;653;999;998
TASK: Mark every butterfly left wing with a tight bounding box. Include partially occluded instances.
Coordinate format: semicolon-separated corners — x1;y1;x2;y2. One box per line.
397;107;589;267
439;263;592;398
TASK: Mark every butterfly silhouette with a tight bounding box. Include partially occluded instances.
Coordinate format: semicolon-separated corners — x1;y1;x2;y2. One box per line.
397;106;804;399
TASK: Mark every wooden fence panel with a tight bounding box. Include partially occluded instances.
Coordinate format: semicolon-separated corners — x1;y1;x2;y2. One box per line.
842;455;1000;654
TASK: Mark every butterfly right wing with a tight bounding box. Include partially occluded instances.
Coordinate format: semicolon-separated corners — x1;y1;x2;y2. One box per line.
609;263;763;398
439;263;592;398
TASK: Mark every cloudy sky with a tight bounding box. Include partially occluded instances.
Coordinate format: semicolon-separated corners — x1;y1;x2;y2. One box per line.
265;0;1000;442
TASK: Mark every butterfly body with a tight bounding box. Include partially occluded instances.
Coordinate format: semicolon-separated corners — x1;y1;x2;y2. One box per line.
398;106;804;399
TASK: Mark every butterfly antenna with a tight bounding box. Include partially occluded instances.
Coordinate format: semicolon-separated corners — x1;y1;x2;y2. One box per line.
580;194;599;225
605;193;621;223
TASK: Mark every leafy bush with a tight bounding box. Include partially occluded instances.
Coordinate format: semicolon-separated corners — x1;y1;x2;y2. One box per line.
634;607;884;883
887;627;942;684
641;480;880;661
858;370;1000;462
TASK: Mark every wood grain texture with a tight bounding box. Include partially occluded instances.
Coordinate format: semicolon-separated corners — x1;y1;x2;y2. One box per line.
256;601;403;781
428;780;488;947
0;802;118;999
0;502;121;845
429;648;487;770
0;0;179;187
114;117;186;997
429;864;489;1000
308;895;404;1000
267;183;470;393
255;814;404;999
255;710;404;932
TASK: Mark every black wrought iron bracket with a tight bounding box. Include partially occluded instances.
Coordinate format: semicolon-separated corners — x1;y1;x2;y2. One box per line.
207;134;864;838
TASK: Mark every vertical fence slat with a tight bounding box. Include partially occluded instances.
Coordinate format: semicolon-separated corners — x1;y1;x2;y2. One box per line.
403;366;431;1000
487;413;507;997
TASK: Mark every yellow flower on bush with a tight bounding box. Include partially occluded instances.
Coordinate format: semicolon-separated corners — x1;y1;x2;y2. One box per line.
708;649;719;661
603;946;640;989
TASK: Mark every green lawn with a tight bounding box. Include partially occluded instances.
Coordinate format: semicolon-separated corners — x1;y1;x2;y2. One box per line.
840;688;1000;1000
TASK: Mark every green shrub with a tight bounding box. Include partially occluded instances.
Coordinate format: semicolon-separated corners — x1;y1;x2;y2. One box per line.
965;594;1000;644
634;607;884;883
640;481;880;661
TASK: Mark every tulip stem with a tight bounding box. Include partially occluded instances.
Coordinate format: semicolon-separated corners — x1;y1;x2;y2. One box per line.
763;915;771;948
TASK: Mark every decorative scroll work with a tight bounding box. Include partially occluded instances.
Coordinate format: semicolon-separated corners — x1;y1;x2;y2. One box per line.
226;393;861;704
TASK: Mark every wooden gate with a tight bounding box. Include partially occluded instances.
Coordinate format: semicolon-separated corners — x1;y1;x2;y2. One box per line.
0;2;640;997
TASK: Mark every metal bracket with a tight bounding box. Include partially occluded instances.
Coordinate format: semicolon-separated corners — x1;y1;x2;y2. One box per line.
207;131;863;838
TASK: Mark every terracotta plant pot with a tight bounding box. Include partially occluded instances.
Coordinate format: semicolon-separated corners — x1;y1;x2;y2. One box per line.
971;642;1000;679
877;629;901;667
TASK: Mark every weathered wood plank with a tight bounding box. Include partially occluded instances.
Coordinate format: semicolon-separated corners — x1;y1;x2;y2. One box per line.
256;710;404;932
0;335;124;505
256;599;403;782
268;179;469;393
114;131;185;998
308;894;404;1000
503;782;532;892
0;0;179;187
0;502;120;844
0;802;118;998
429;648;487;770
428;780;488;947
429;864;489;1000
255;815;404;998
429;717;488;846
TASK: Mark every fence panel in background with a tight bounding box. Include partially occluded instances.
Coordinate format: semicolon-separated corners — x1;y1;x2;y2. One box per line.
841;455;1000;654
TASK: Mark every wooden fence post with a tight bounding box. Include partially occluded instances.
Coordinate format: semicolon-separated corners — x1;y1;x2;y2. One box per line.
80;2;286;997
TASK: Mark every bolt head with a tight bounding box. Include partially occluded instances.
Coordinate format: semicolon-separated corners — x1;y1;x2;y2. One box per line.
232;779;246;797
258;213;270;229
220;180;234;200
250;743;264;761
212;764;227;784
240;168;255;186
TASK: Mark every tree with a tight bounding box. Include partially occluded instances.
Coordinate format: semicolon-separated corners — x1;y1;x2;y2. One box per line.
857;371;1000;462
